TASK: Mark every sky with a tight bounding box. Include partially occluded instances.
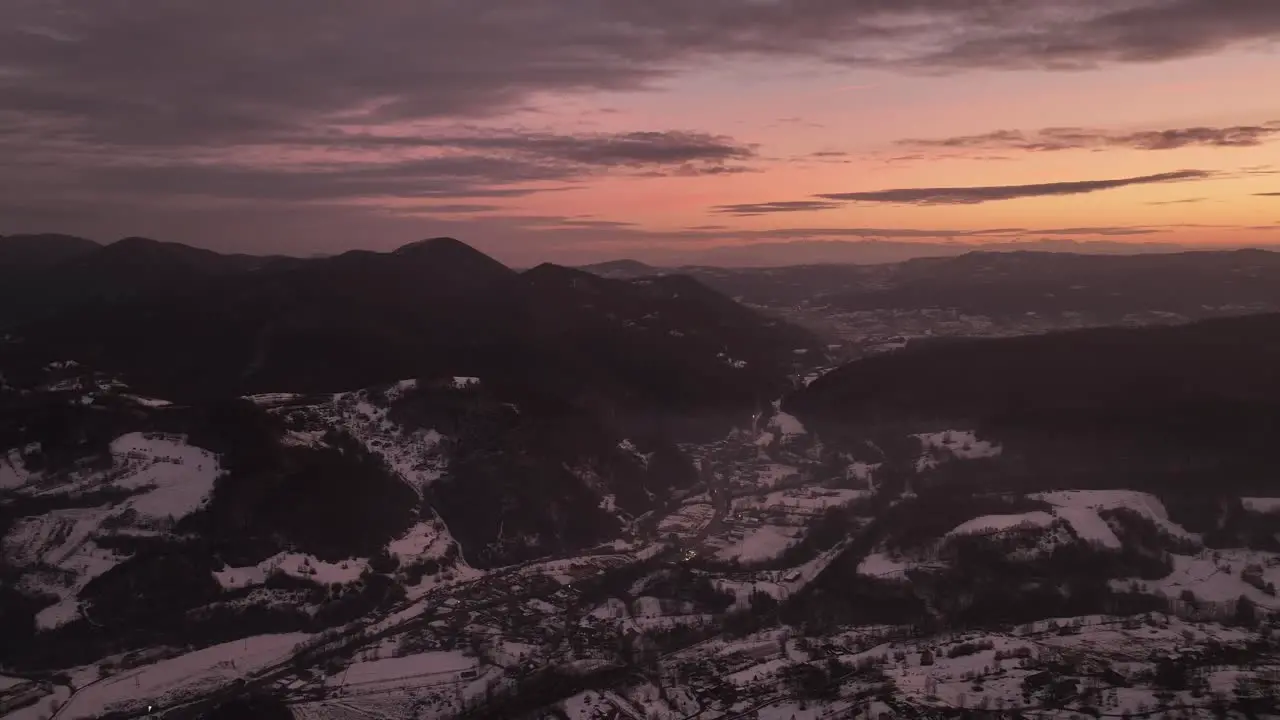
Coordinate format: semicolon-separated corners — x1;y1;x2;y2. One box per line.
1;0;1279;266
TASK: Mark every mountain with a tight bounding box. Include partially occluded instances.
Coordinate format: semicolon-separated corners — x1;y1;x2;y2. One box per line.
0;233;100;268
0;236;285;330
0;236;821;668
576;259;661;278
8;241;1280;718
786;312;1280;499
6;238;819;434
822;249;1280;320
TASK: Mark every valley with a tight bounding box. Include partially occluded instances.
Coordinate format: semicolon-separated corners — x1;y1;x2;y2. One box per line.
4;237;1280;720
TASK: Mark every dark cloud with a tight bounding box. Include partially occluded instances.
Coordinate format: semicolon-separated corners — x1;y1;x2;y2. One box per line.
899;122;1280;153
1257;192;1280;196
4;1;1278;150
908;0;1280;70
3;1;1279;257
817;170;1211;205
712;200;846;215
301;130;754;168
389;203;505;215
1148;197;1208;205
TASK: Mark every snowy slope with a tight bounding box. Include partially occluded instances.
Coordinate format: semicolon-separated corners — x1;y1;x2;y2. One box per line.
2;432;223;630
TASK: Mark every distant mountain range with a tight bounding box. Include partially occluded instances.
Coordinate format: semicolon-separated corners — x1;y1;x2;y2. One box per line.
582;248;1280;321
0;235;819;431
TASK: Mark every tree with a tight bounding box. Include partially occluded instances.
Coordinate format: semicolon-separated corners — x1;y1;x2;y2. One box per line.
1235;594;1258;628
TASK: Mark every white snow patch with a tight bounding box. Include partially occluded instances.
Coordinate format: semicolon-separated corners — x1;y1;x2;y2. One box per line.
948;511;1055;537
57;633;310;720
387;519;454;564
108;433;222;520
120;394;173;408
857;552;917;578
755;463;799;489
1034;489;1194;544
768;411;807;437
0;449;33;489
242;392;306;407
213;552;369;590
716;525;799;563
4;505;132;630
915;429;1001;461
452;376;480;389
328;651;478;690
280;387;447;493
1243;497;1280;514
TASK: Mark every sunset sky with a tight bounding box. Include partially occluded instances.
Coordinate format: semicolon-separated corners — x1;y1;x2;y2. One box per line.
2;1;1278;265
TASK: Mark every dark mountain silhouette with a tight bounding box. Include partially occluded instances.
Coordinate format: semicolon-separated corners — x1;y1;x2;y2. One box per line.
8;237;819;439
786;311;1280;495
580;249;1280;319
0;233;100;268
577;258;661;277
822;249;1280;319
0;236;285;329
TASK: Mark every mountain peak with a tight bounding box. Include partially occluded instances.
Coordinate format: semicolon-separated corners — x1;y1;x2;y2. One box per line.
393;237;473;255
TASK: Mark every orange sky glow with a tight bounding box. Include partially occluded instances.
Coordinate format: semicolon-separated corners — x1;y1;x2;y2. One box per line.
2;2;1278;264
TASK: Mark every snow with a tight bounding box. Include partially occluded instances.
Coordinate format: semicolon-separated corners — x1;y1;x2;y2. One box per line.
328;651;477;691
108;433;222;520
4;505;130;630
1243;497;1280;514
451;376;480;389
948;511;1055;537
915;429;1001;460
56;632;310;720
633;596;665;617
1115;550;1280;610
120;394;173;408
0;675;26;691
561;690;610;720
242;392;306;407
857;552;917;578
845;461;879;489
657;503;715;536
387;518;454;563
6;686;71;720
284;387;447;494
755;463;799;489
1033;489;1194;544
733;487;868;516
213;552;369;590
1054;507;1122;549
768;411;807;437
715;525;799;563
753;431;775;447
0;448;32;489
589;598;630;620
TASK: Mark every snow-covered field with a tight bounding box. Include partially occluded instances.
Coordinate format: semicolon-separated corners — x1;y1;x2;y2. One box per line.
107;433;221;520
1033;489;1197;547
948;511;1055;537
1243;497;1280;515
326;651;478;693
56;632;310;719
2;433;224;630
213;552;370;590
0;448;32;489
658;504;715;537
1115;548;1280;610
715;526;800;563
